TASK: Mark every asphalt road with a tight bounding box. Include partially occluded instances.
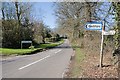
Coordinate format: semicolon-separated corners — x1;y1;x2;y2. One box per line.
1;39;73;78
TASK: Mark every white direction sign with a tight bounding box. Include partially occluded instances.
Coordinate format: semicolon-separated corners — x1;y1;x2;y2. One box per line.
85;22;102;30
21;41;32;49
21;41;32;43
103;30;115;35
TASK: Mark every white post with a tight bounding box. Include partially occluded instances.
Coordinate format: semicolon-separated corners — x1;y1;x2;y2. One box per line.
100;21;105;68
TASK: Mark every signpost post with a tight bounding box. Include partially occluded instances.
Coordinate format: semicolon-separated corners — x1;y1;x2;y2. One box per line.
100;21;105;68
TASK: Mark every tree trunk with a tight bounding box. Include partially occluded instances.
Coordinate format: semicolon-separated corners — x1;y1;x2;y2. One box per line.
15;2;22;48
2;8;5;20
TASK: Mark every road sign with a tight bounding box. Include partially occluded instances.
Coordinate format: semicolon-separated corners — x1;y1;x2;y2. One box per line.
85;21;114;68
21;41;32;43
85;21;103;68
85;21;102;30
21;41;32;49
103;30;115;35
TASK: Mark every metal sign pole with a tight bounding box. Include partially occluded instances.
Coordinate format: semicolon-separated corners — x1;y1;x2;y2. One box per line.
100;21;105;68
21;42;22;49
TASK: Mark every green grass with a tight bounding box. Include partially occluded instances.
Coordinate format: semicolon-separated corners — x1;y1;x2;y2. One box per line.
0;39;64;56
75;48;84;63
39;39;64;49
69;40;85;78
71;48;84;77
0;48;39;55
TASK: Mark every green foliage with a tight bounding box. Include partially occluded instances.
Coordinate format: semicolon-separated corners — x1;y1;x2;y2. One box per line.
29;46;34;49
113;2;120;49
0;48;38;55
1;39;64;55
2;20;20;48
2;2;54;48
2;2;33;48
78;30;84;38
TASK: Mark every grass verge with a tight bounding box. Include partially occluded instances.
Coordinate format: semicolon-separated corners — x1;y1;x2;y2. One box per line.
0;48;40;55
0;39;64;56
39;39;64;49
67;39;85;78
69;48;84;77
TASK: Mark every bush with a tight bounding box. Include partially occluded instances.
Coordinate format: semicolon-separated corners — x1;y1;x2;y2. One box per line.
29;46;34;49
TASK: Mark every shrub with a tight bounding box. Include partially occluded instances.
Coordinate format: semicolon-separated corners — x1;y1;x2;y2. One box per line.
29;46;34;49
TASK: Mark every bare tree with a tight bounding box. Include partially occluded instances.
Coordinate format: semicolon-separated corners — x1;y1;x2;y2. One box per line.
55;2;98;39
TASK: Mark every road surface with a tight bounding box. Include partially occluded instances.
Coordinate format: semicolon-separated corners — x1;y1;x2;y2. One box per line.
1;39;73;78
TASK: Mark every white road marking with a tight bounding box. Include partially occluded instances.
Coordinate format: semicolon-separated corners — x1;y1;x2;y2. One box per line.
55;49;62;54
19;55;50;70
19;49;62;70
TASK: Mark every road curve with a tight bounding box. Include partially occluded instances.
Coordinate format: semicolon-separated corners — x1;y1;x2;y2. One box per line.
2;39;73;78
